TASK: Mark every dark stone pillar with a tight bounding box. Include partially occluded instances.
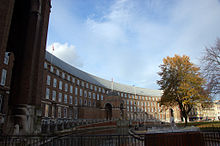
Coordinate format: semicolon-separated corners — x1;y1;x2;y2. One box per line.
5;0;51;135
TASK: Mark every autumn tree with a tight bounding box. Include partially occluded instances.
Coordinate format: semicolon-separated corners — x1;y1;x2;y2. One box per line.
157;55;210;126
201;38;220;96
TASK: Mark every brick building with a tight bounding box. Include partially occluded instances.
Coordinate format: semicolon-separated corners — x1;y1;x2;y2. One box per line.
41;52;183;132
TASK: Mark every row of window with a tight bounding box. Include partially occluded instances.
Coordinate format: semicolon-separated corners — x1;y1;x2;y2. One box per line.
127;106;161;113
45;88;104;104
45;62;160;102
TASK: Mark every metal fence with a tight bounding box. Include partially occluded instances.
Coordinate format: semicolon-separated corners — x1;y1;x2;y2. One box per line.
202;132;220;146
0;132;219;146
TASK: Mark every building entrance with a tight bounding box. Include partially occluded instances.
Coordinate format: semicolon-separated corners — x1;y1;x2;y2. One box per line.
105;103;112;120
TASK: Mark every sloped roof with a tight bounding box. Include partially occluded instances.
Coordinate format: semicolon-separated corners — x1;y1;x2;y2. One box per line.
45;52;162;97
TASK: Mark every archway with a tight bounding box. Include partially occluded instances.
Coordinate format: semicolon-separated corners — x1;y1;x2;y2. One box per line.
105;103;112;120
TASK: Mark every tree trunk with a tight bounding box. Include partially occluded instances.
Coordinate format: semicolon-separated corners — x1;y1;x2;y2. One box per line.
184;116;188;127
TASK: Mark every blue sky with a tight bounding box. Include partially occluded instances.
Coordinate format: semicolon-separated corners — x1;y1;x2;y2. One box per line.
46;0;220;91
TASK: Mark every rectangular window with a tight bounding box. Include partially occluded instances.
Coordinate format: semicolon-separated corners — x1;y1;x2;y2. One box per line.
88;100;91;106
86;83;88;88
125;94;127;98
62;72;65;79
98;87;101;92
74;109;78;119
56;69;59;76
84;90;87;98
44;62;47;69
50;66;53;72
77;79;80;85
46;75;51;85
64;94;67;103
58;92;62;102
0;95;3;113
70;85;73;93
121;93;123;97
72;77;75;83
75;97;78;105
53;78;57;88
67;75;70;81
45;104;49;117
93;93;96;99
46;88;50;99
97;94;99;100
69;108;72;118
65;83;68;92
82;81;84;87
58;107;61;118
88;92;91;98
130;106;133;112
127;100;129;105
52;90;56;101
90;84;93;90
101;95;103;100
127;106;129;111
79;98;82;105
80;89;82;96
94;86;97;91
69;96;73;104
102;88;105;93
59;81;62;90
75;87;78;95
84;99;87;106
52;105;55;118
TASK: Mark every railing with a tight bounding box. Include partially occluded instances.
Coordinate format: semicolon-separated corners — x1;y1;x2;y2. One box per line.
0;134;144;146
202;132;220;146
0;132;219;146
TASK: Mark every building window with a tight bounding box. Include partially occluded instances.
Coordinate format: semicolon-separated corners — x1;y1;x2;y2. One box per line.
88;100;91;106
127;106;129;111
81;81;84;87
67;75;70;81
72;77;75;83
53;78;57;88
52;90;56;101
94;86;97;91
77;79;80;85
75;97;78;105
127;100;129;105
45;104;49;117
70;85;73;93
101;95;103;100
58;107;61;118
75;87;78;95
50;66;53;72
46;88;50;99
56;69;59;76
97;94;99;100
88;92;91;98
84;99;87;106
98;87;101;92
84;90;87;98
125;94;127;98
63;108;67;118
74;109;78;119
0;95;3;113
130;106;133;112
59;81;62;90
70;96;73;104
102;88;105;93
80;89;82;96
64;83;68;92
52;105;55;118
64;94;67;103
46;75;51;85
62;72;65;79
79;98;82;106
130;100;132;105
90;84;93;90
121;93;123;97
58;92;62;102
93;93;96;99
44;62;47;69
86;83;88;88
69;108;73;118
93;101;96;107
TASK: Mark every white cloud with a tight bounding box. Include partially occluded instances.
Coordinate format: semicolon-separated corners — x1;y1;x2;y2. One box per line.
47;0;220;90
47;42;83;67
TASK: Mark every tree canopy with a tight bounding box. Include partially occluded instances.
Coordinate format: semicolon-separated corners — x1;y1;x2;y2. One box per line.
157;55;210;125
201;38;220;96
